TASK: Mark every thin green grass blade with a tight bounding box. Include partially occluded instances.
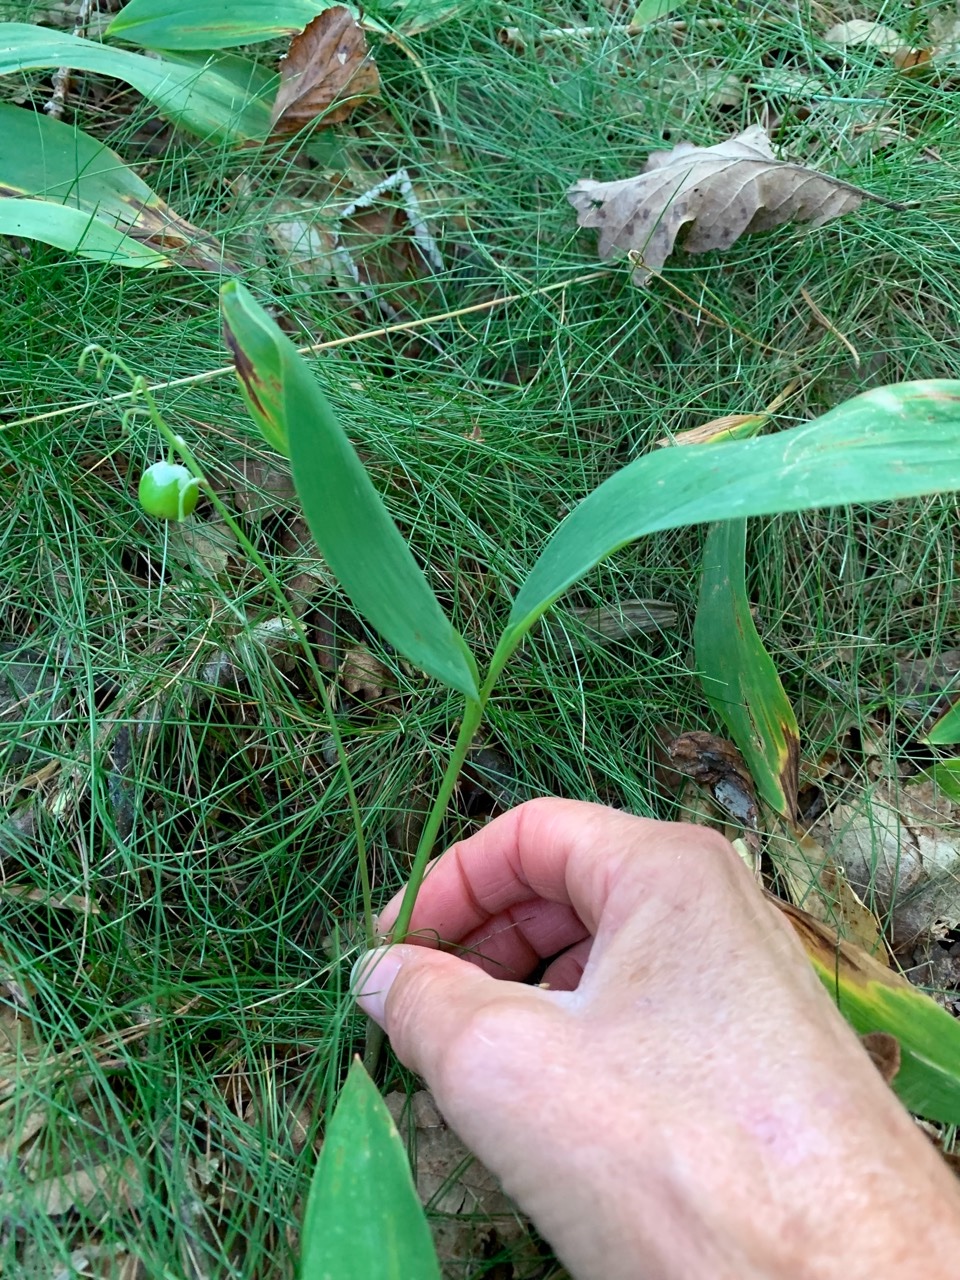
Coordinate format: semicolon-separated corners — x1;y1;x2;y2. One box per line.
0;25;274;142
300;1059;441;1280
0;198;165;266
106;0;332;48
498;382;960;668
221;281;479;700
0;105;228;270
780;902;960;1124
923;701;960;746
694;518;800;818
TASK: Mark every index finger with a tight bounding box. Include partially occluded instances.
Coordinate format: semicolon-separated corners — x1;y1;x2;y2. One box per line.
378;796;676;945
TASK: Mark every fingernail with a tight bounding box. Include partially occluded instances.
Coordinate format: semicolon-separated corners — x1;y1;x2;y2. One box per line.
351;948;403;1027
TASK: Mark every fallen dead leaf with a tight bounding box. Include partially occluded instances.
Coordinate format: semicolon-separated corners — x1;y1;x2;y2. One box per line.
665;731;760;831
238;617;301;675
338;643;394;703
568;125;897;284
8;1156;144;1216
544;598;676;651
264;200;340;282
824;19;904;54
775;824;882;953
233;457;297;516
812;780;960;951
270;7;381;136
385;1090;541;1277
166;520;237;580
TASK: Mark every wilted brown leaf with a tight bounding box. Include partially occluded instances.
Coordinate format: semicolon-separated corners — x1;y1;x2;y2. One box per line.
339;643;394;703
812;780;960;952
270;7;381;136
568;125;895;284
665;731;760;830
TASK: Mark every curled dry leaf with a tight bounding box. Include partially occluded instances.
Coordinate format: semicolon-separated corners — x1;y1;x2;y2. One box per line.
664;731;760;831
270;6;381;136
657;412;768;448
568;125;895;284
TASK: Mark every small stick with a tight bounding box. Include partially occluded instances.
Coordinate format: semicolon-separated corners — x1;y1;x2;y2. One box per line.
44;0;96;120
800;286;861;369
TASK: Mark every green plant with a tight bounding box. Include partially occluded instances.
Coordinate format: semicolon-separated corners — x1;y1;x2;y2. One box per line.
0;0;465;263
220;277;960;1127
300;1058;442;1280
137;461;201;521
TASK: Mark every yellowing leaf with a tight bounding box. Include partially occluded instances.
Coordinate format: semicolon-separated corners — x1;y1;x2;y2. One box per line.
695;517;800;818
568;125;895;284
776;899;960;1124
0;105;232;271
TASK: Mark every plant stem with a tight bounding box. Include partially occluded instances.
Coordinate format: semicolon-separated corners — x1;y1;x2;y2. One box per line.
360;695;483;1075
389;696;485;942
386;633;524;943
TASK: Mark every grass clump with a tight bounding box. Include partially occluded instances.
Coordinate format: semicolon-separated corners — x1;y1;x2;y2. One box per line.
1;0;960;1274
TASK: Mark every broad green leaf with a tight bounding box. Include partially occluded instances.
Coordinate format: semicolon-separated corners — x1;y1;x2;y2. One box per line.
0;25;274;143
779;900;960;1124
0;197;165;266
108;0;340;48
496;382;960;676
301;1059;441;1280
106;0;469;47
220;281;479;700
629;0;683;26
0;105;230;270
918;759;960;800
923;700;960;746
694;518;800;818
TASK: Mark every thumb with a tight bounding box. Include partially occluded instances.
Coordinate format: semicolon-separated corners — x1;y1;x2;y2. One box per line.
352;944;560;1086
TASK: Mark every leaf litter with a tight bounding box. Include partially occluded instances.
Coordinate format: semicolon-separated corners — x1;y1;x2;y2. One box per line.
386;1090;545;1278
568;124;904;283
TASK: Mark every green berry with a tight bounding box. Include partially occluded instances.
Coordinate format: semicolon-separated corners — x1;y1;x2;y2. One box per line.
138;461;200;521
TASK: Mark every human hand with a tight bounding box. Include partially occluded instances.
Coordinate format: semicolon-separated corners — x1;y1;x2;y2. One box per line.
353;799;960;1280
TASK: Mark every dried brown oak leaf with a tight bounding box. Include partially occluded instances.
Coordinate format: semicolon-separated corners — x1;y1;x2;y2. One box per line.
270;6;381;136
568;124;899;284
